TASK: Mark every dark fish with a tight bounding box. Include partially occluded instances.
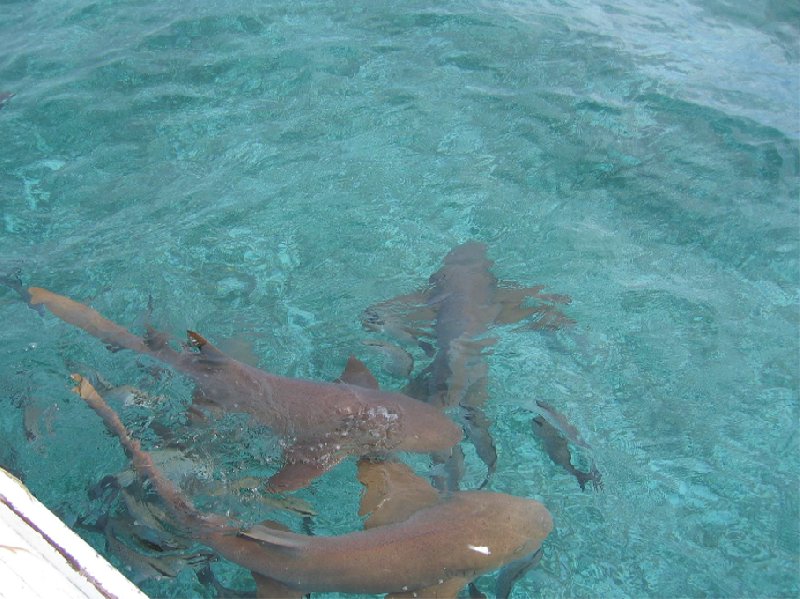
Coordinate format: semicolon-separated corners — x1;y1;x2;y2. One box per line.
0;270;43;315
535;399;591;449
532;415;602;491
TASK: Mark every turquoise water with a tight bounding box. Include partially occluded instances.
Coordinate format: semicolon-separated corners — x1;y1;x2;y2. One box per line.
1;1;798;597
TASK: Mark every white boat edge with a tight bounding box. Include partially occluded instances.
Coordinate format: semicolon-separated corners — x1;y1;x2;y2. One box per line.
0;466;148;599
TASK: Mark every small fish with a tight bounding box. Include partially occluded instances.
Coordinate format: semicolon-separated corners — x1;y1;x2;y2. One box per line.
0;92;13;110
534;399;591;450
0;270;43;315
532;415;602;491
211;477;317;517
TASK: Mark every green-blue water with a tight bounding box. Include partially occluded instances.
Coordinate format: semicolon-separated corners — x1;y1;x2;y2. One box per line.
1;1;798;597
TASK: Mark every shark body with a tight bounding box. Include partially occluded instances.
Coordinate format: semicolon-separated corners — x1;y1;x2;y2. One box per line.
74;373;552;597
23;286;461;491
364;242;572;487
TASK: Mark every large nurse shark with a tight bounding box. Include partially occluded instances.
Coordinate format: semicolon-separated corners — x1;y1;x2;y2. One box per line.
73;373;552;598
15;285;462;491
363;241;573;488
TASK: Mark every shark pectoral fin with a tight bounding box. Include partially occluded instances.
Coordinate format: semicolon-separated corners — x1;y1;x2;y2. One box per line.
497;285;571;304
430;445;465;493
495;303;540;325
495;286;574;328
506;304;575;333
387;576;471;599
418;339;436;357
335;355;380;389
496;548;544;599
357;459;440;528
495;286;544;305
403;304;437;323
239;522;307;550
267;452;344;493
463;407;497;487
509;305;576;331
364;291;429;317
468;582;487;598
494;289;552;325
361;291;436;346
251;571;304;599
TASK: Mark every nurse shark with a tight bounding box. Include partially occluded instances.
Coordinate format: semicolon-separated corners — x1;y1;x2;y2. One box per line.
73;373;552;598
363;241;573;488
14;285;462;491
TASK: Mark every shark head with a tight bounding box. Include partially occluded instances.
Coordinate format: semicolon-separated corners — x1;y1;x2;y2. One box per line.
442;242;490;267
393;398;463;453
457;491;554;565
429;242;493;288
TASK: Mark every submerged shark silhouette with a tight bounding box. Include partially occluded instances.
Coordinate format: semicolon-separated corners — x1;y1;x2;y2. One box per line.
363;241;573;488
73;373;552;598
20;286;461;491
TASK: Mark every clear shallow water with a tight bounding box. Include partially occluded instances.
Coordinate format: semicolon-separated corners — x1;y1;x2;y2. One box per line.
0;1;798;597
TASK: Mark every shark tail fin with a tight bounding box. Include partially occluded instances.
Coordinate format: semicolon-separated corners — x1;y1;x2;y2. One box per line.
26;287;149;352
70;374;223;535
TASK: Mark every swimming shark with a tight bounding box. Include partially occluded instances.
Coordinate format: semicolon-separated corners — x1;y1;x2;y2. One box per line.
73;373;552;598
363;242;573;488
18;286;462;491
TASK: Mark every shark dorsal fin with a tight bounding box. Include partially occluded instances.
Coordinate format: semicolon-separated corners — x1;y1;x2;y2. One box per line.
357;459;440;529
186;330;228;362
335;355;380;390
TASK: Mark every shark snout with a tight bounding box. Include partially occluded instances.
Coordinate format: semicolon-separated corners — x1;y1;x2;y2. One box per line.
401;408;462;452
